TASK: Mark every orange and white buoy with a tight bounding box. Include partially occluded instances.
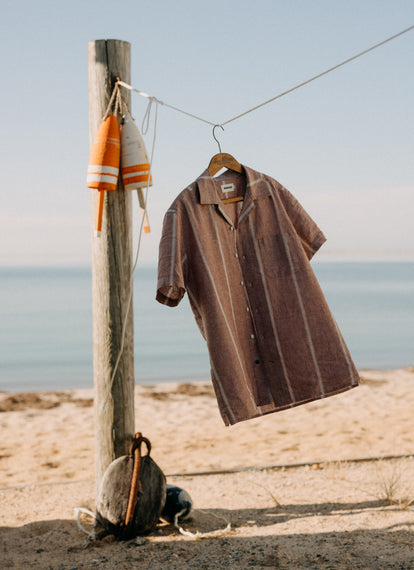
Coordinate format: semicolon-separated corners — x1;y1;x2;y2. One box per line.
120;110;152;233
87;114;120;236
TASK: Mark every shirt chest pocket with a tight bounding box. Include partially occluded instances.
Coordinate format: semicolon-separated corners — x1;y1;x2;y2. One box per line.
257;233;302;278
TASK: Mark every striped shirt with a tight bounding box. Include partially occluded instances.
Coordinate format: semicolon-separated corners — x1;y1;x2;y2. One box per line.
157;165;359;425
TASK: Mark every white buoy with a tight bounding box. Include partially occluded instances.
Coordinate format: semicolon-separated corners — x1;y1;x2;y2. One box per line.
120;110;152;233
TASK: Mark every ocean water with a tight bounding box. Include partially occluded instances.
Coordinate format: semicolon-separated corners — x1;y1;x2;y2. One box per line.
0;262;413;392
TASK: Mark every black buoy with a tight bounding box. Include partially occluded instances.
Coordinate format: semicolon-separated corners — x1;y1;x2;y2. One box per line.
161;484;193;523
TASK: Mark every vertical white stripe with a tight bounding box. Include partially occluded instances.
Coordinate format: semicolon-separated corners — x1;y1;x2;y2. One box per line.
266;181;325;396
168;211;177;286
187;287;205;338
333;319;359;385
248;216;295;403
182;200;260;416
209;206;237;329
209;359;237;425
238;202;255;226
183;293;237;425
216;205;234;226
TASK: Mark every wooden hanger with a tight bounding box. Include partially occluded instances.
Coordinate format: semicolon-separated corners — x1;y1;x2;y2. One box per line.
208;126;244;204
208;152;243;176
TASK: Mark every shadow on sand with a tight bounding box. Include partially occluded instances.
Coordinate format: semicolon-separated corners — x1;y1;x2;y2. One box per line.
1;500;413;569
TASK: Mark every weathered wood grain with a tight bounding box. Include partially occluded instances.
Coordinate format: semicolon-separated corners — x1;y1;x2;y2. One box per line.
88;39;135;494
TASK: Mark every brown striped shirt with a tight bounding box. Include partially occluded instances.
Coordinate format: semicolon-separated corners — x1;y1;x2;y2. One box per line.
157;165;359;425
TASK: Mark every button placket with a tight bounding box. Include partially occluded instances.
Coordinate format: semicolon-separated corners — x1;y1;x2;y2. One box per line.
236;235;260;358
230;224;259;367
236;231;264;372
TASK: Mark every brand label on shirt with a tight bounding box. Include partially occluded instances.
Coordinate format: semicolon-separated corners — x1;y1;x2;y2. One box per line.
221;183;235;194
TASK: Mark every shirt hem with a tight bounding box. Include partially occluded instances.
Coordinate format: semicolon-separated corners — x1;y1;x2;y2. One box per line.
223;381;359;426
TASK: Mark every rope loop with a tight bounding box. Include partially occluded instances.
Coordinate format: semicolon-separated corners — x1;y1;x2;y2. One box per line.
102;83;119;121
142;96;159;135
129;432;152;457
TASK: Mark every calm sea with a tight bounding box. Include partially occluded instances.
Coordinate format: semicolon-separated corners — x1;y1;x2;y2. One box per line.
0;262;413;392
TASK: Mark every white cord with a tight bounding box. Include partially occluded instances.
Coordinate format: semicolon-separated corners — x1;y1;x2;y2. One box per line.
117;79;215;126
102;97;158;412
117;25;413;128
222;25;414;125
102;84;119;121
100;24;414;410
172;508;232;540
74;507;97;539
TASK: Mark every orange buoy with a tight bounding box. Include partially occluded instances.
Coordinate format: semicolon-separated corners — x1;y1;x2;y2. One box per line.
120;110;152;233
87;114;120;236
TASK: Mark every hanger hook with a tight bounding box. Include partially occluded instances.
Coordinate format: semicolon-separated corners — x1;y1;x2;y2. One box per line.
212;124;224;154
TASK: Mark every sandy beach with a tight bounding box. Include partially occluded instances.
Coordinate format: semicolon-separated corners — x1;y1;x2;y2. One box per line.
1;368;414;569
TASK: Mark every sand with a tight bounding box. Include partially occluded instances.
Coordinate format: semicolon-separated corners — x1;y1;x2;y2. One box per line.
1;368;414;569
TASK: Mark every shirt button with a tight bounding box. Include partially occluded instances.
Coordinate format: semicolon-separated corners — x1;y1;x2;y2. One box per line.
240;281;244;286
234;253;238;258
229;226;234;231
250;334;255;339
246;307;250;312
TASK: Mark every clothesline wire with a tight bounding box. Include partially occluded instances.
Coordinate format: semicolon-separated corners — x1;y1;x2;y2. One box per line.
221;24;414;125
116;80;216;126
117;24;413;128
99;25;412;411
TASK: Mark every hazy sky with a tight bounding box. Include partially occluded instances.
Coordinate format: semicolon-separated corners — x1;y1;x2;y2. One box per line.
1;0;413;265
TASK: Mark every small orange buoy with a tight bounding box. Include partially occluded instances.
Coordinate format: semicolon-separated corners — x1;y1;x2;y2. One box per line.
87;114;120;237
120;110;152;233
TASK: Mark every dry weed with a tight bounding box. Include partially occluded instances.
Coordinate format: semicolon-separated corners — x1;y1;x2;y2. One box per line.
375;458;402;505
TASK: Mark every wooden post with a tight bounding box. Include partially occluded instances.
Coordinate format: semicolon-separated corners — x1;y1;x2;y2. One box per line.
88;39;135;494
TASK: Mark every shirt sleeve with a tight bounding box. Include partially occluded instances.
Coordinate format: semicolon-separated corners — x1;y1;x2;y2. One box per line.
278;184;326;260
156;204;188;307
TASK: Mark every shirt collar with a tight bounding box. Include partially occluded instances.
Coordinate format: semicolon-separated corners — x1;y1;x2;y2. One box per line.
196;164;272;205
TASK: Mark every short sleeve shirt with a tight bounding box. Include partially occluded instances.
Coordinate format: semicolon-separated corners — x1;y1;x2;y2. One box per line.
157;165;359;425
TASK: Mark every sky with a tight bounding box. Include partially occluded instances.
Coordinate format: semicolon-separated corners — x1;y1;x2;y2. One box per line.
0;0;413;266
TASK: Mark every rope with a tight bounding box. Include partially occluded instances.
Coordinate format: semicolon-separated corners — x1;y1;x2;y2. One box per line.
165;452;414;478
117;80;216;126
100;24;414;411
141;96;157;135
116;85;126;117
102;93;159;412
102;84;119;120
74;507;97;539
0;452;412;493
222;24;414;125
171;508;232;540
116;25;413;128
